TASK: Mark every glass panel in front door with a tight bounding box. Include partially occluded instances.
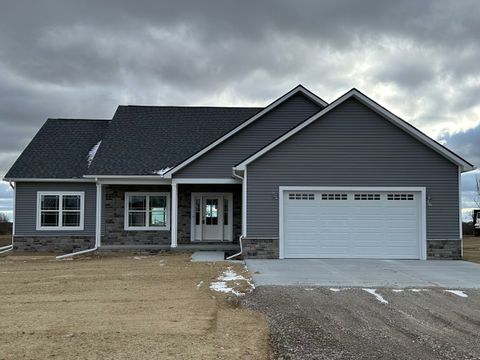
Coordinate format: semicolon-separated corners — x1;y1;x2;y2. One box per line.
205;199;218;225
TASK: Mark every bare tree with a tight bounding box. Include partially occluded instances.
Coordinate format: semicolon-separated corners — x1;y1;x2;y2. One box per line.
0;212;9;223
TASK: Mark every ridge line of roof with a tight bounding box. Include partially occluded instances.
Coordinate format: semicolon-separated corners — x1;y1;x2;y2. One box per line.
120;105;263;109
47;118;111;122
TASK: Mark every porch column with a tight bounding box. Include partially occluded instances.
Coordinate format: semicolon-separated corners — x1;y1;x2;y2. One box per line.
95;183;102;248
171;182;178;247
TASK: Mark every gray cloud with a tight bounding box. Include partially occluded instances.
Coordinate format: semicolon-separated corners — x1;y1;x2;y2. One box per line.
0;0;479;216
441;124;480;167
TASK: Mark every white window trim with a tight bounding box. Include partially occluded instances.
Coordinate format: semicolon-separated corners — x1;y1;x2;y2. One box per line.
124;192;171;231
36;191;85;231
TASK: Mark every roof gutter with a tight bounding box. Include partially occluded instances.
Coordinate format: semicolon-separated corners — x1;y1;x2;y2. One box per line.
83;175;168;179
3;178;95;183
56;181;102;259
226;169;245;260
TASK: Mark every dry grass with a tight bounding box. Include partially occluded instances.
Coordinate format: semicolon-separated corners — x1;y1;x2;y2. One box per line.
464;235;480;264
0;252;269;359
0;234;11;247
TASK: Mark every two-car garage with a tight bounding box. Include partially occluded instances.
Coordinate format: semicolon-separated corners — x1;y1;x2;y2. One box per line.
281;188;426;260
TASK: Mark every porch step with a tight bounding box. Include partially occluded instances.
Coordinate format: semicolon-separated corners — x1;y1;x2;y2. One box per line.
191;251;225;262
177;244;239;251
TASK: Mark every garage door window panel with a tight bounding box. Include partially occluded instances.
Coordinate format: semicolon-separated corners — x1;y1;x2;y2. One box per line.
321;193;348;200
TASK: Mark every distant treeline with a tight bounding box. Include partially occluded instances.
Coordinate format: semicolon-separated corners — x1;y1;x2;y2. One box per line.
463;221;475;236
0;222;12;235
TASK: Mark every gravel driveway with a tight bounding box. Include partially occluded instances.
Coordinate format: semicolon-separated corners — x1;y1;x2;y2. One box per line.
244;286;480;360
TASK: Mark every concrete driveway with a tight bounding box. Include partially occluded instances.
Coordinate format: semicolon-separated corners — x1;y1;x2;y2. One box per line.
245;259;480;288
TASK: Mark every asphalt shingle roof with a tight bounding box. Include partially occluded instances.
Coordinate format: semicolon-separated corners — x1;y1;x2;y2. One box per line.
5;119;110;179
87;106;262;175
5;106;262;179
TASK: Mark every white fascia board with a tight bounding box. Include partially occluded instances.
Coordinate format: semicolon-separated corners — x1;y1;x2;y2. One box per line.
3;177;95;183
172;178;241;184
235;89;474;172
96;178;171;185
162;85;328;178
84;175;171;185
83;175;168;179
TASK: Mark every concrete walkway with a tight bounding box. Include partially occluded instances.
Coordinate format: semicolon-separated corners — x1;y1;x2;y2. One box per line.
245;259;480;289
191;251;225;262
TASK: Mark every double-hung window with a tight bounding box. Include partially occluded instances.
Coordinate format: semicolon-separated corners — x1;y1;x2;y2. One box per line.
124;192;170;230
36;192;84;230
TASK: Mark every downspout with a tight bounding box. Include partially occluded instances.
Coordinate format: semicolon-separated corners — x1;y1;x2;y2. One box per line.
56;181;102;260
227;169;245;260
0;181;14;254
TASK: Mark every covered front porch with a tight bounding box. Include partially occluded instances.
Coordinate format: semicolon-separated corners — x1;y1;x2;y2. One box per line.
97;178;242;253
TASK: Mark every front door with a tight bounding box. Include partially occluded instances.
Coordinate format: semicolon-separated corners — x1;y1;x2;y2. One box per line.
191;193;233;242
202;196;223;240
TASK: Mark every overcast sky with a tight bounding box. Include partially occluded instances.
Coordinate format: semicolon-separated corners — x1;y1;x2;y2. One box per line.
0;0;479;220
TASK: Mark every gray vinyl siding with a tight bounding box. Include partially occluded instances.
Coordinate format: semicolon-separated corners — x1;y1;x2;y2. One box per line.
247;98;460;240
174;93;322;178
15;182;97;236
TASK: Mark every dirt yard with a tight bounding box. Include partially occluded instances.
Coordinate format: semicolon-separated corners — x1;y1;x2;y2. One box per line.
464;235;480;263
246;286;480;360
0;252;269;359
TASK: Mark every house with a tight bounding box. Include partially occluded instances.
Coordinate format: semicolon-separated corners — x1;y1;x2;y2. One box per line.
3;86;474;259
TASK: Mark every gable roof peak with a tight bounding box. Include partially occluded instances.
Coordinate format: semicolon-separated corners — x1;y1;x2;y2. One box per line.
234;87;474;172
290;84;328;107
161;85;328;178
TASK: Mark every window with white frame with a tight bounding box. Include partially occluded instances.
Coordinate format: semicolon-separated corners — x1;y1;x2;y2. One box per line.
124;192;170;230
36;192;84;230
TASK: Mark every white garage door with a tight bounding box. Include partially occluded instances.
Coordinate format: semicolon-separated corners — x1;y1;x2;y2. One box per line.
283;190;423;259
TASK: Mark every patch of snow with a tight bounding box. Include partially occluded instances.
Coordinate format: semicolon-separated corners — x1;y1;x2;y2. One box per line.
392;289;404;293
209;281;242;296
133;256;148;260
329;288;350;292
197;281;204;288
209;267;254;296
87;141;102;167
152;167;172;176
218;268;245;281
445;290;468;298
409;289;427;292
363;288;389;304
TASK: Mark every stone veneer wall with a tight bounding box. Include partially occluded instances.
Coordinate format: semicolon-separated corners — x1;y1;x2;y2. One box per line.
243;239;462;259
103;184;171;245
13;235;94;252
243;238;279;259
177;184;242;244
427;239;461;259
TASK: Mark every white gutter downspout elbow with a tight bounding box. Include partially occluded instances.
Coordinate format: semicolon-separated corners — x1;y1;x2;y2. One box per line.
227;169;245;260
0;181;14;255
56;181;102;260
